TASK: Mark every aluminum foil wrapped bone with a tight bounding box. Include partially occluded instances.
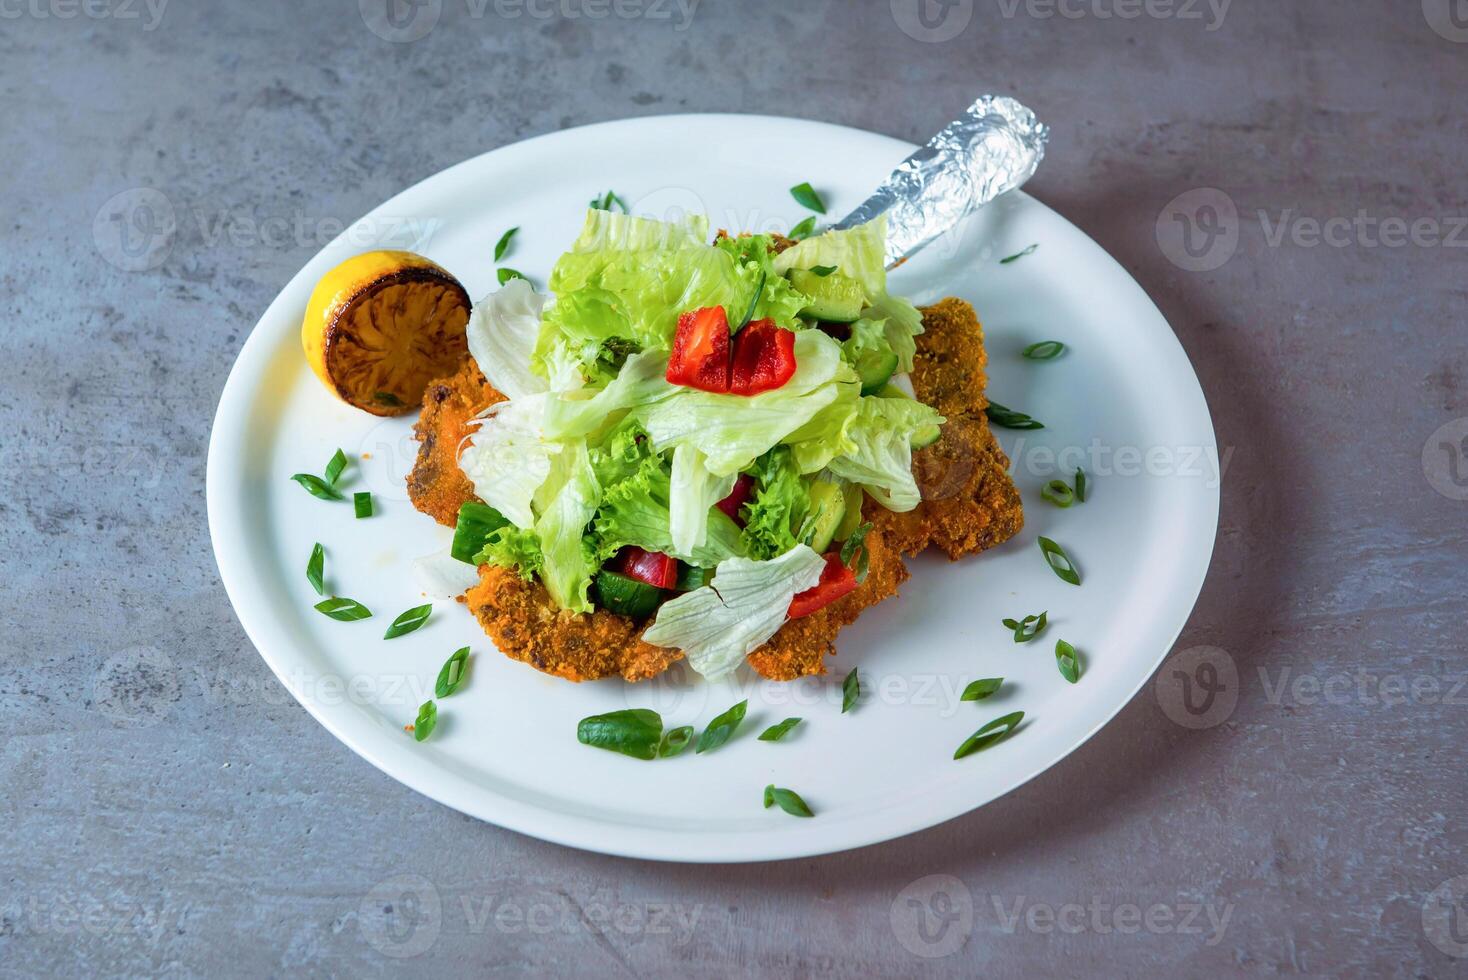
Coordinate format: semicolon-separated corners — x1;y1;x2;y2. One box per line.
835;95;1049;266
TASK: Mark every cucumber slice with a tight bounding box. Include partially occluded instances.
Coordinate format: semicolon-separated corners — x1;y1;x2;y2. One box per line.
450;501;510;564
800;480;848;553
854;347;899;395
675;564;713;591
593;570;667;618
911;421;943;449
789;269;866;323
834;483;865;543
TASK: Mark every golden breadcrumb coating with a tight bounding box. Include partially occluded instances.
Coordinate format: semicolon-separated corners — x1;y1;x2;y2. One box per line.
407;357;503;527
465;566;682;683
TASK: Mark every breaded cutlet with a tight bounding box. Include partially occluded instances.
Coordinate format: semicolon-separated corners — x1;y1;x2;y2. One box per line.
409;297;1022;681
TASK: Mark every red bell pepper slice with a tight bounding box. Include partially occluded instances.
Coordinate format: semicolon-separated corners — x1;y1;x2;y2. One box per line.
616;546;679;590
666;306;731;393
715;473;755;525
787;552;858;619
729;318;797;395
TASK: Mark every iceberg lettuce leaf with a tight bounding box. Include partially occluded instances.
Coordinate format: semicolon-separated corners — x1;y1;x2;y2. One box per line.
466;277;549;399
826;396;945;512
669;445;736;555
458;394;559;529
636;330;858;475
532;441;601;613
641;545;827;680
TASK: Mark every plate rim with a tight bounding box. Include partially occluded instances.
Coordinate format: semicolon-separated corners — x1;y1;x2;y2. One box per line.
206;111;1219;863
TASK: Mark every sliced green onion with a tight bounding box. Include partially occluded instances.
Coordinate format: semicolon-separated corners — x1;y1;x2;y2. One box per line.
291;473;344;501
589;190;628;213
383;603;432;639
788;215;817;239
789;182;826;214
412;700;437;742
1021;340;1065;360
985;401;1045;430
842;668;860;713
696;699;748;754
1002;611;1048;643
1000;244;1039;264
809;265;837;277
758;718;803;742
497;268;525;286
1056;639;1081;683
659;726;694;758
1041;480;1075;508
324;449;348;486
1038;537;1081;586
314;597;371;621
353;491;373;518
1075;468;1087;502
306;543;325;596
763;784;815;817
961;677;1004;701
954;710;1025;759
435;646;470;698
735;269;765;332
494;226;518;262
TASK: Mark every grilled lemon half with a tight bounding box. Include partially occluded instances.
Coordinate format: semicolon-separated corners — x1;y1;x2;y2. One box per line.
301;250;471;416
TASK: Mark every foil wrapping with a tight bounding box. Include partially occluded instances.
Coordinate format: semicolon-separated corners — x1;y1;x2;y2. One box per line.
835;95;1050;265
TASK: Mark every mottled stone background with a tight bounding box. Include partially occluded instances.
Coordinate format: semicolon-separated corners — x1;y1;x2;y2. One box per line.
3;0;1466;975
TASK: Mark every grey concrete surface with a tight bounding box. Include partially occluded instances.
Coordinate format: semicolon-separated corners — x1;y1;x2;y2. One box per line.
2;0;1466;975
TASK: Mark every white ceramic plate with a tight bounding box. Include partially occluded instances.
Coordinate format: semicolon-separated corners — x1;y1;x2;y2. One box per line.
207;114;1218;863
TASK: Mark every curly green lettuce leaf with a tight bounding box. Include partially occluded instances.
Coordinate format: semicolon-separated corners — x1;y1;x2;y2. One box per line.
713;233;809;328
827;395;945;512
589;436;743;568
472;526;544;580
536;211;810;384
641;545;827;680
635;330;858;476
740;446;811;561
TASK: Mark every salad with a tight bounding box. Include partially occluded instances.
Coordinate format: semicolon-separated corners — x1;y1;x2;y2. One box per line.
388;206;1022;684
